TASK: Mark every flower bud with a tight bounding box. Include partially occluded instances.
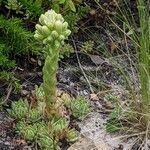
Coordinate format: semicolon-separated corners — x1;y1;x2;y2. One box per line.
56;14;64;22
42;26;51;36
45;10;55;18
59;35;65;41
64;30;71;37
45;10;51;17
39;14;46;25
62;22;68;30
51;31;59;38
34;33;43;40
47;23;53;30
61;41;65;45
47;36;53;42
35;30;40;34
54;21;62;33
43;39;48;44
55;40;60;48
35;24;43;34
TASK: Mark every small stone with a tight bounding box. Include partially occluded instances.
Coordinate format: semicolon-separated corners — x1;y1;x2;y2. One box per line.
4;141;10;145
90;9;96;16
67;137;111;150
96;142;112;150
90;93;99;101
104;101;114;109
21;90;29;96
30;58;36;63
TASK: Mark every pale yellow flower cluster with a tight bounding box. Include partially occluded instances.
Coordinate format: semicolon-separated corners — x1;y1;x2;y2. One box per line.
34;10;71;47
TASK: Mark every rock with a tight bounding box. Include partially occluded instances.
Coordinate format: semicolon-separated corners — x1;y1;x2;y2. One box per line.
67;137;111;150
96;143;112;150
21;90;29;96
90;93;99;101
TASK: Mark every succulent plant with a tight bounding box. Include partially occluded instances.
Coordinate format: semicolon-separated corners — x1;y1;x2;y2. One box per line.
16;121;38;141
34;10;71;114
9;99;29;120
49;117;69;131
69;96;90;119
37;134;59;150
9;10;80;149
35;122;58;150
66;129;79;143
80;40;94;53
48;116;69;140
6;0;23;14
60;43;74;59
34;85;45;101
33;85;47;115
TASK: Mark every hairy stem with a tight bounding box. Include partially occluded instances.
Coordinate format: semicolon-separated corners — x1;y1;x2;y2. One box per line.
43;45;60;113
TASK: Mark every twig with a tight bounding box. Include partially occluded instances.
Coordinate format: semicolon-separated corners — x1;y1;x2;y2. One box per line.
111;131;148;140
144;121;150;150
71;37;94;93
4;84;12;103
0;84;12;105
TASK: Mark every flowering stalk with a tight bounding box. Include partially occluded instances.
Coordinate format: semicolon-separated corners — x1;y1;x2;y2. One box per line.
34;10;71;114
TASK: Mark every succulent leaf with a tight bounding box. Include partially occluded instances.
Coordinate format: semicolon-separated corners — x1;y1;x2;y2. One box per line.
28;109;42;122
